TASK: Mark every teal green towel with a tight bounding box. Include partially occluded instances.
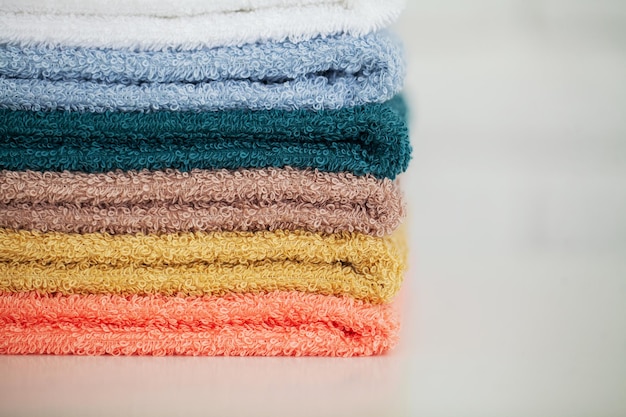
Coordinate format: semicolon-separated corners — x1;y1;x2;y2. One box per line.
0;96;410;179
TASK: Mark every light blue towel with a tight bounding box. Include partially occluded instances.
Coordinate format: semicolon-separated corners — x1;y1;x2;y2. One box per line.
0;31;404;112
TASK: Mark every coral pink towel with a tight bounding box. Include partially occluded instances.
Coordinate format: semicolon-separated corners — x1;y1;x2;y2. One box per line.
0;291;399;356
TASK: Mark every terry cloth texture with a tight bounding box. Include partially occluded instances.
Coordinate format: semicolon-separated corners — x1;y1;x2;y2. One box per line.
0;228;406;304
0;32;404;112
0;0;339;17
0;168;405;236
0;96;410;179
0;291;400;356
0;0;405;51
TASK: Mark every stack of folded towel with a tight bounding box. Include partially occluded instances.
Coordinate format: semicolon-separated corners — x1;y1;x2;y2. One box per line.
0;0;411;356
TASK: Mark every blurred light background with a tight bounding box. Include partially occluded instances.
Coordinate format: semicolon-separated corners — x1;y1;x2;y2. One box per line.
1;1;624;416
396;0;626;415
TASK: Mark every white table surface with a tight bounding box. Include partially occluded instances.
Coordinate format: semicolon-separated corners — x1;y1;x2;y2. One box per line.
1;1;625;416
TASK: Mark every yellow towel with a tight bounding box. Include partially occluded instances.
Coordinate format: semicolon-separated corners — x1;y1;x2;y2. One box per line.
0;228;406;304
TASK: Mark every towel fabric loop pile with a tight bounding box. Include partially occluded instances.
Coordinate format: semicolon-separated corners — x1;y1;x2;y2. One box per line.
0;0;411;356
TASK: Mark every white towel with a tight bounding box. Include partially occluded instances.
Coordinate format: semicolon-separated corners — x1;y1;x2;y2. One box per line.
0;0;329;16
0;0;405;51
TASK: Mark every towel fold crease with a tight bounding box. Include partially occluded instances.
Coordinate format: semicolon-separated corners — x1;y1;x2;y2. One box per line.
0;96;410;179
0;0;405;51
0;291;400;356
0;228;406;303
0;168;405;236
0;32;404;112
